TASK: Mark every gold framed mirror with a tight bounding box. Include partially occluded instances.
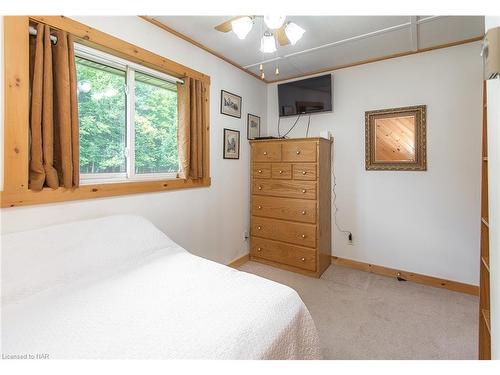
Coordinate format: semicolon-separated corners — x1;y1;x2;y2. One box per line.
365;105;427;171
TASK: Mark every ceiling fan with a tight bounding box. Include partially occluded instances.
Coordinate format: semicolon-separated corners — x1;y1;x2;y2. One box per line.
214;15;305;53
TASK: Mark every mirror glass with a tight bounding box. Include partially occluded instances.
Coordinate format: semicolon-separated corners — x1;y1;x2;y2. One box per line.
374;115;416;162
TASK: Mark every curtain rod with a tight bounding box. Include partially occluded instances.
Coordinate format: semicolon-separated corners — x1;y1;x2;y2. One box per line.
29;25;58;44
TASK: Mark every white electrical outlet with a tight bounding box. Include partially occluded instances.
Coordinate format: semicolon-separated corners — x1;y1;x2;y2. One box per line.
243;231;249;240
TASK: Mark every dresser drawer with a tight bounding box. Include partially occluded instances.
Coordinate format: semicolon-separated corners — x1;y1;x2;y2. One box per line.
252;163;271;178
251;237;317;271
282;141;317;162
251;216;316;247
252;142;281;162
252;180;316;200
271;163;292;179
293;163;317;180
252;196;316;223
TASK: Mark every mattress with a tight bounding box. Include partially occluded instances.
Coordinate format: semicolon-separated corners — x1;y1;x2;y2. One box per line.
1;215;321;359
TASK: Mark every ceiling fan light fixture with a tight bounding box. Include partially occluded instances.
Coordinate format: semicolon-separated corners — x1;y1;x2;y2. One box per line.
260;32;277;53
264;15;286;29
231;16;253;39
284;22;305;45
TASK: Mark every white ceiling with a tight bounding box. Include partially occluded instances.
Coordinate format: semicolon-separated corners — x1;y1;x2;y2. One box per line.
151;15;484;81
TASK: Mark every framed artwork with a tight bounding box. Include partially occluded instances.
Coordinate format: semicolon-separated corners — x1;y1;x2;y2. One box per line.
220;90;242;118
365;105;427;171
223;128;240;159
247;113;261;140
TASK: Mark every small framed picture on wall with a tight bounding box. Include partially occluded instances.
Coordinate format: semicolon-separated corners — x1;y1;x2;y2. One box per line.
247;113;260;140
220;90;242;118
223;128;240;159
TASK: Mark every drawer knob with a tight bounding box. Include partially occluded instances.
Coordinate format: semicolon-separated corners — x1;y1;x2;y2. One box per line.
296;150;301;155
263;151;268;155
257;247;262;252
279;170;283;174
302;171;307;175
301;210;306;215
301;234;306;238
258;169;262;173
302;189;306;193
257;226;262;230
301;257;306;262
258;205;262;209
258;186;262;190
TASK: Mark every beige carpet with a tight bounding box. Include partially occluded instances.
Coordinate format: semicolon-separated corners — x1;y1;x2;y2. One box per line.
238;261;478;360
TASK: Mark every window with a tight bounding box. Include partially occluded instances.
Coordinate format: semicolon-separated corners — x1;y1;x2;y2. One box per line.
2;16;210;208
75;44;180;183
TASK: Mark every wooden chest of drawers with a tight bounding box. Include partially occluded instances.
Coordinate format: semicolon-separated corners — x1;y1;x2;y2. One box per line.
250;138;332;278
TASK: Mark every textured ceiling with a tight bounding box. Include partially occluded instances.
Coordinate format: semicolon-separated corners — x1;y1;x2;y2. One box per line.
151;15;484;81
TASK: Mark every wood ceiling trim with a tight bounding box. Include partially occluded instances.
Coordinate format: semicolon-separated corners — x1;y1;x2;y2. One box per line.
141;16;483;85
140;16;267;83
267;36;484;84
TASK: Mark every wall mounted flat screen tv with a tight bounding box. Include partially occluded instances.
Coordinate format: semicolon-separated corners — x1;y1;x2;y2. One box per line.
278;74;332;117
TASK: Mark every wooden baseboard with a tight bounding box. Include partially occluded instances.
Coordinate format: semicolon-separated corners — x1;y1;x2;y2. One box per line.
332;256;479;296
226;253;478;296
227;253;250;268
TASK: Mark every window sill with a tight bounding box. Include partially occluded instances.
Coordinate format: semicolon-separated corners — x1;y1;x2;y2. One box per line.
0;177;211;208
80;173;179;186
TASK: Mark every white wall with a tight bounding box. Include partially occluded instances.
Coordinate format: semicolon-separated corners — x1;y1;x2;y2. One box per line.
485;16;500;360
0;17;484;286
0;16;268;265
266;42;483;285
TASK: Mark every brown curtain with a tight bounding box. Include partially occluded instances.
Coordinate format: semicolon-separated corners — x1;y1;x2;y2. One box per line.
177;77;206;180
29;23;79;191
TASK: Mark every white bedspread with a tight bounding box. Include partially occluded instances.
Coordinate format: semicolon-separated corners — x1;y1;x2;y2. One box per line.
1;215;321;359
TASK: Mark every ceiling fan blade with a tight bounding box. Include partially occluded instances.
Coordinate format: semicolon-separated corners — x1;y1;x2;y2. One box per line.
214;16;246;33
276;27;290;46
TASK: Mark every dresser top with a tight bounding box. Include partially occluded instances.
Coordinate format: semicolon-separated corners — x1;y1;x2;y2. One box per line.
249;137;333;143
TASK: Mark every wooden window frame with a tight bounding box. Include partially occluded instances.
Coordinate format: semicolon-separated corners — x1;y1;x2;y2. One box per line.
1;16;211;208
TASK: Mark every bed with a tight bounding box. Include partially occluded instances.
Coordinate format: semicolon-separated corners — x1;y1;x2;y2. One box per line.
1;215;321;359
